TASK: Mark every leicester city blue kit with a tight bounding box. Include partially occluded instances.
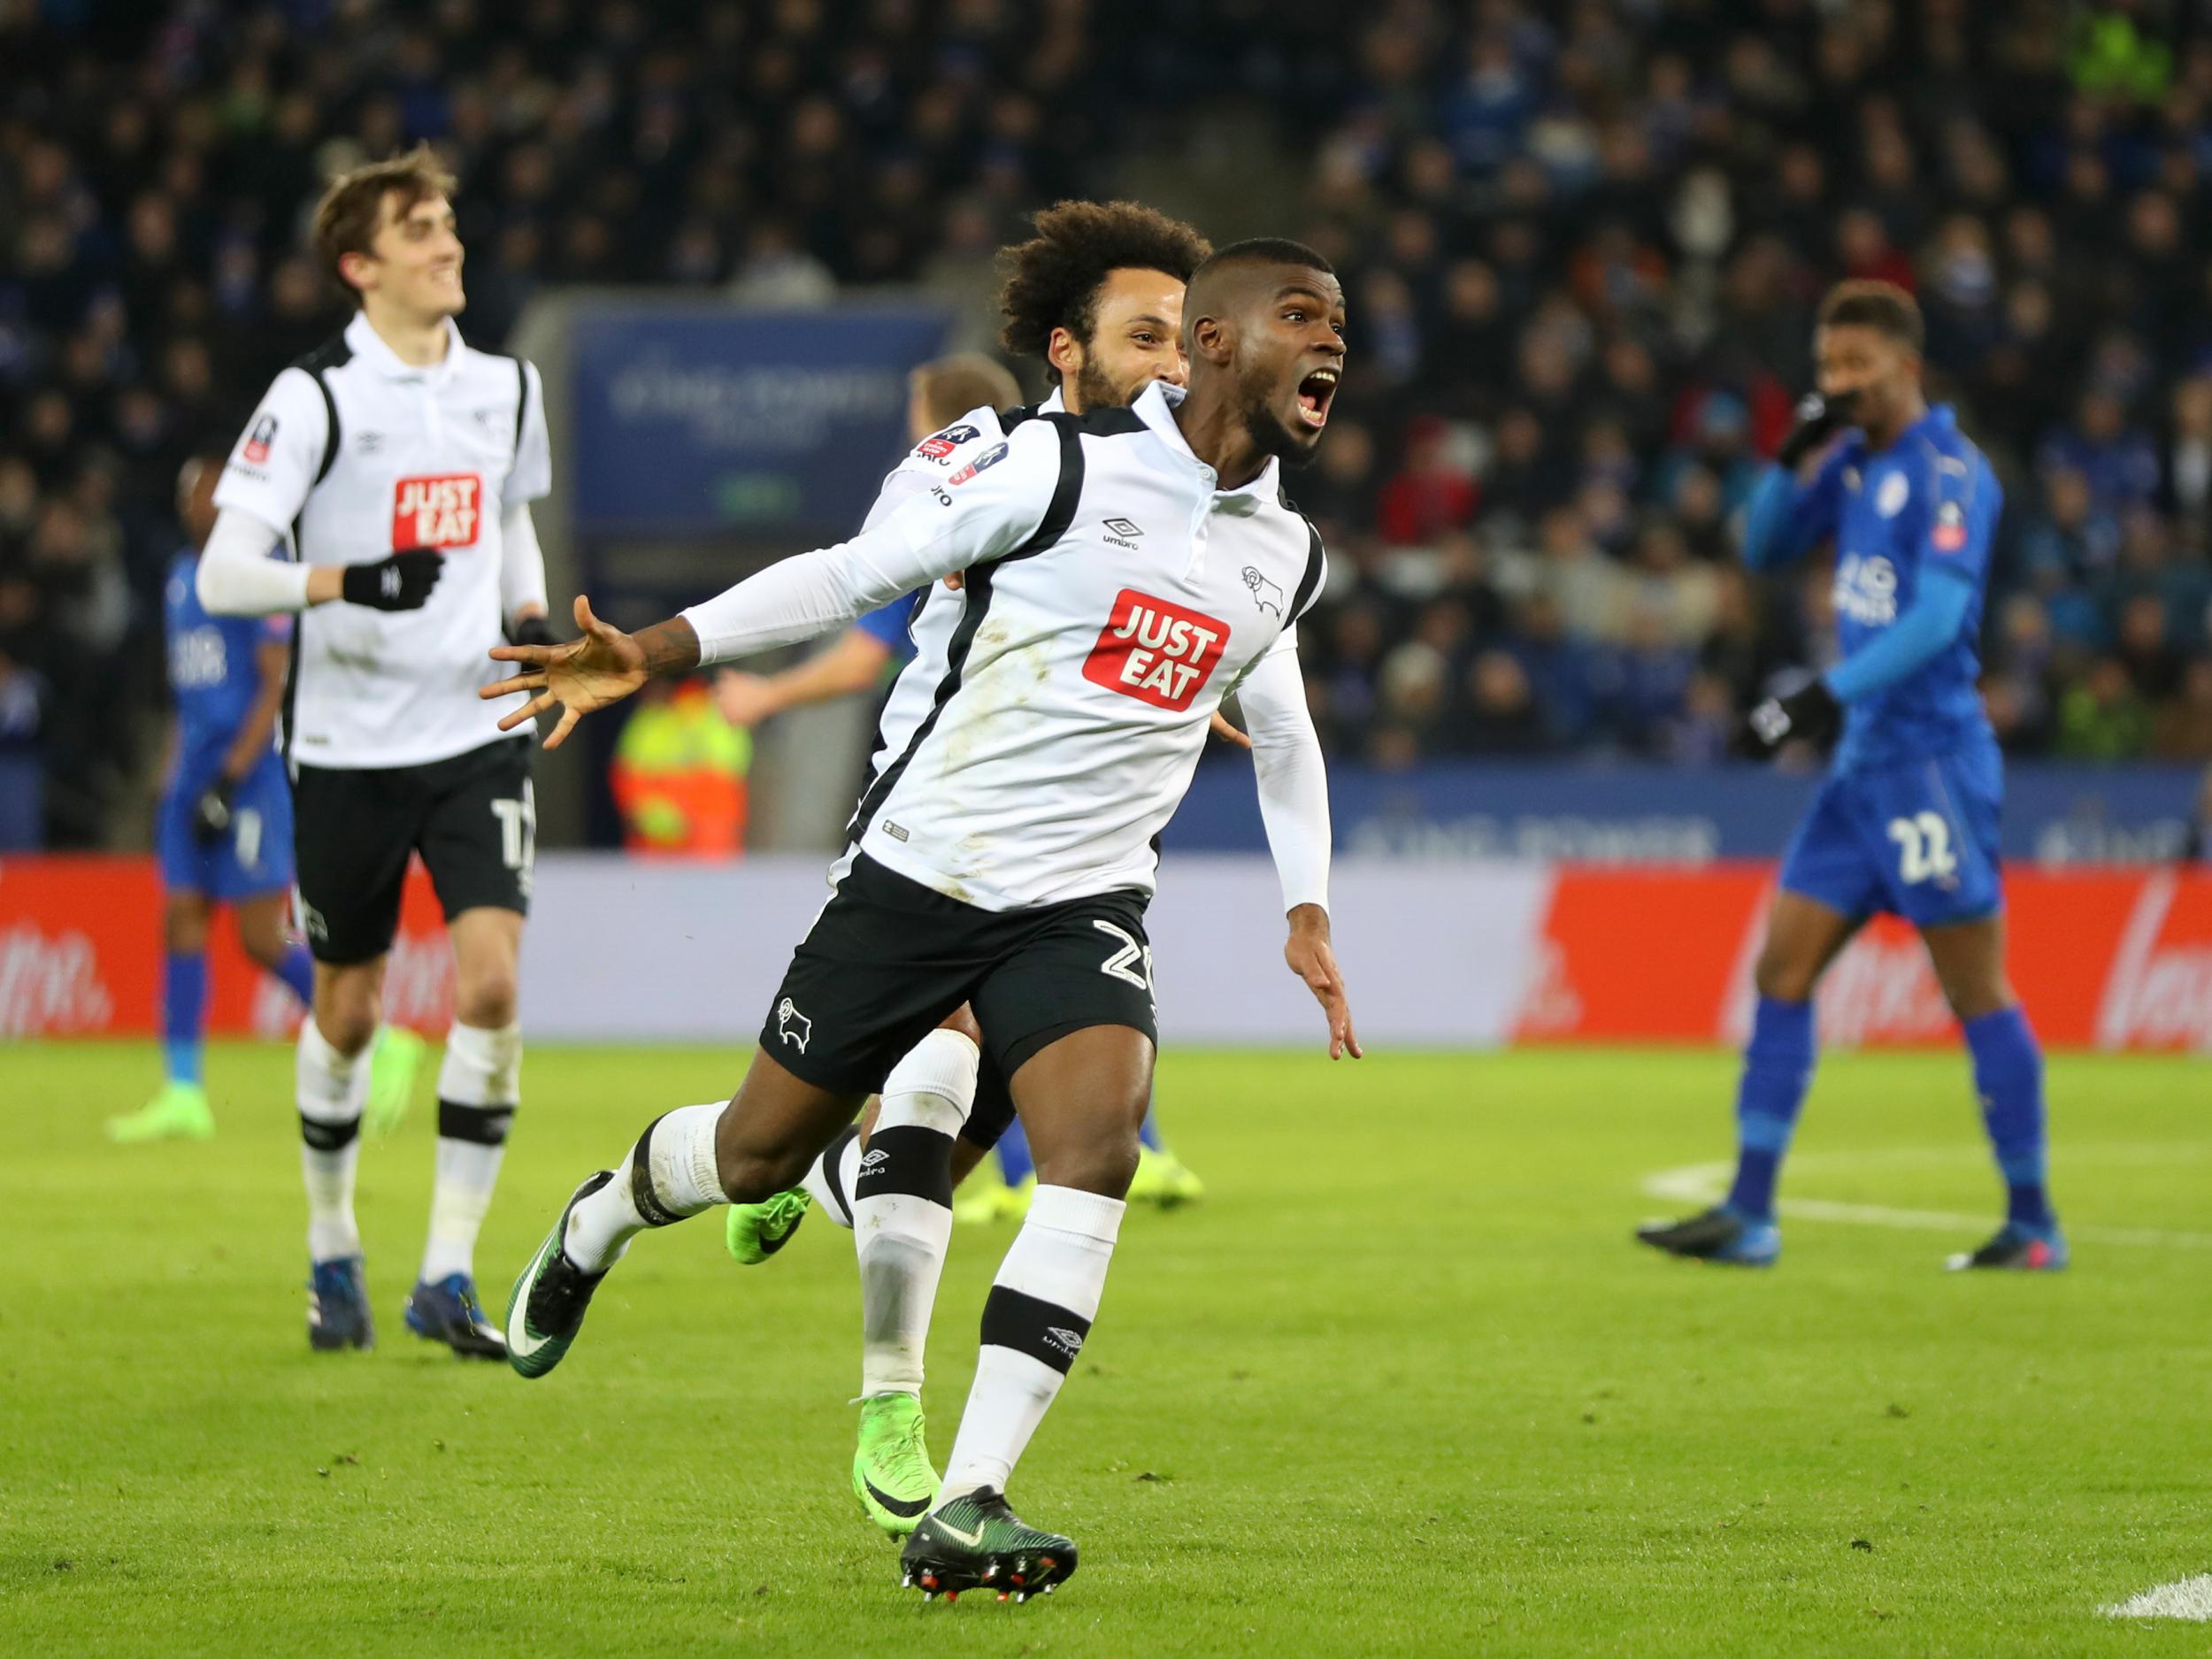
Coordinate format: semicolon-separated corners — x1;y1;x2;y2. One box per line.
1762;406;2005;927
157;550;296;901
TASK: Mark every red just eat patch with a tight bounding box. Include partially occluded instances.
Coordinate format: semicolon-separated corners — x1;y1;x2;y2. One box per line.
391;474;483;549
1082;589;1230;711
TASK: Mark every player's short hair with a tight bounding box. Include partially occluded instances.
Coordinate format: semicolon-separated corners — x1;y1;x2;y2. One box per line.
910;353;1024;431
997;200;1212;381
1817;280;1924;351
311;143;458;306
1189;237;1337;286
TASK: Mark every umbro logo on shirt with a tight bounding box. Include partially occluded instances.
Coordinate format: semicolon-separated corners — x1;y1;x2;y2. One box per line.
1102;518;1143;549
356;431;384;455
1083;590;1230;712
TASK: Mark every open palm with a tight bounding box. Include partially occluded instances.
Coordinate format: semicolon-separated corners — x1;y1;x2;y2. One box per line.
481;595;648;749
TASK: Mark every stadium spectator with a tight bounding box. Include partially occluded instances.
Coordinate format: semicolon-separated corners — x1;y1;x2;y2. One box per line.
7;0;2212;845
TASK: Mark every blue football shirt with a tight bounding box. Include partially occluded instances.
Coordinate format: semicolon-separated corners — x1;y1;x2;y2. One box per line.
165;551;289;783
1794;405;2002;771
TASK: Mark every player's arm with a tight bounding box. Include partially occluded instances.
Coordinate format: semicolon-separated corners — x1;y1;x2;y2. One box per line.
191;626;290;841
499;499;554;643
1740;395;1858;572
500;365;557;643
715;629;896;727
484;425;1064;748
198;370;442;617
1238;633;1360;1061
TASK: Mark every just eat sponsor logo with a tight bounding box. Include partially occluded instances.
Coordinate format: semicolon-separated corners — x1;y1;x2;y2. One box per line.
392;474;482;549
1082;589;1229;711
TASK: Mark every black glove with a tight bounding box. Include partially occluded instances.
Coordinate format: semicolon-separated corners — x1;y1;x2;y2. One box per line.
1736;678;1842;759
342;550;444;611
506;613;559;648
191;777;236;844
1776;389;1860;469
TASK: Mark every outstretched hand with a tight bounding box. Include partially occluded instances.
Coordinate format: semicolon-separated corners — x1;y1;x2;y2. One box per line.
481;595;648;749
1285;903;1362;1060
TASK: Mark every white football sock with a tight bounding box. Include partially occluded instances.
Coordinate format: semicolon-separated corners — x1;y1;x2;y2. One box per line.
939;1184;1124;1502
803;1125;865;1230
420;1020;520;1285
855;1028;979;1397
562;1101;725;1273
297;1018;371;1262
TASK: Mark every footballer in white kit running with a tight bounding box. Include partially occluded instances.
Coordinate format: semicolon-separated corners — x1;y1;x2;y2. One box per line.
489;238;1359;1601
197;146;555;1360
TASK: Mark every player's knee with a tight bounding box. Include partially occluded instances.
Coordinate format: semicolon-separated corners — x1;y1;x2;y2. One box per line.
317;1002;380;1057
455;970;519;1030
937;1003;983;1047
1034;1123;1141;1201
1753;948;1817;1003
714;1142;810;1206
164;895;211;954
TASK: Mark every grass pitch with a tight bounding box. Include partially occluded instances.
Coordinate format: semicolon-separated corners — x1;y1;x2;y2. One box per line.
2;1041;2208;1657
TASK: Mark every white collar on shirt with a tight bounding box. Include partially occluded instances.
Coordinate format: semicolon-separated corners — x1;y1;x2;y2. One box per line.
343;312;466;384
1127;380;1281;512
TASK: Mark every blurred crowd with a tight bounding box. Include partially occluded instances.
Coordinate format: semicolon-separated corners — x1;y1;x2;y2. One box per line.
3;0;2210;848
1263;0;2212;769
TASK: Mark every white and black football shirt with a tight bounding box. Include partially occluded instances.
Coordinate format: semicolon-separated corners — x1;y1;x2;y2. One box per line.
214;312;551;769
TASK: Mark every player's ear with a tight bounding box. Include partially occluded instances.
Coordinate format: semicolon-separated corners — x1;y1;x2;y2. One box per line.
1046;326;1083;384
337;250;376;296
1190;315;1233;366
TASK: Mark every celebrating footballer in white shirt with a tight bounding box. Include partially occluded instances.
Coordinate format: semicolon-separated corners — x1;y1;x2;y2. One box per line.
197;146;553;1360
488;238;1356;1601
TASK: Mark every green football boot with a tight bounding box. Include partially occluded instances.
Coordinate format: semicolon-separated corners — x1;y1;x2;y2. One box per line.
504;1171;616;1379
724;1188;811;1264
851;1392;941;1536
364;1026;428;1140
107;1080;215;1144
901;1486;1077;1601
1126;1143;1205;1208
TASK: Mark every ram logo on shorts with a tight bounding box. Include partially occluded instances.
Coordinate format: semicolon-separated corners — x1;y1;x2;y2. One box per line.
776;996;813;1052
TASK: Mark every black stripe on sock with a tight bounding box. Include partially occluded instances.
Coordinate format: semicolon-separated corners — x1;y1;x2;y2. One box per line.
979;1286;1093;1377
820;1124;860;1227
299;1113;360;1153
852;1125;955;1207
437;1099;516;1146
627;1113;684;1227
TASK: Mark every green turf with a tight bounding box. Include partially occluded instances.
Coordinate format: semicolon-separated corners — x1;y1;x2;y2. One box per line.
3;1041;2208;1657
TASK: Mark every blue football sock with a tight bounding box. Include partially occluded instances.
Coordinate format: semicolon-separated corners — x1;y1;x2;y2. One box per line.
995;1119;1034;1187
163;950;208;1087
1723;995;1816;1223
274;943;316;1009
1964;1005;2053;1230
1137;1098;1164;1152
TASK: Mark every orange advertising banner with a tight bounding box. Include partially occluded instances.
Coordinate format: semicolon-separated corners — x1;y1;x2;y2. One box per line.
0;857;450;1039
1515;864;2212;1051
